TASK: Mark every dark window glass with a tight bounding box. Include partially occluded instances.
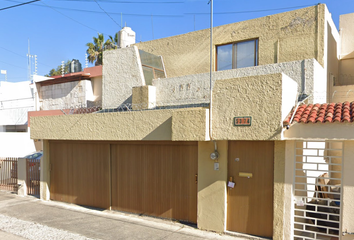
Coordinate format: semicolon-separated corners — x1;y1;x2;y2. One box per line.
217;39;258;71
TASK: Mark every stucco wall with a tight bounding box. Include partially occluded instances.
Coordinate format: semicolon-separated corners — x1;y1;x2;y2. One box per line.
40;140;50;201
337;13;354;87
30;108;208;141
102;46;145;109
340;13;354;59
343;141;354;239
91;76;102;107
172;109;208;141
212;73;297;140
152;59;320;106
136;5;325;78
273;141;286;240
39;80;94;110
197;141;227;232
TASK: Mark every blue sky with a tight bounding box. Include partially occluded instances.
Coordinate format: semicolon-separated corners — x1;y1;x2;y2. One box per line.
0;0;353;82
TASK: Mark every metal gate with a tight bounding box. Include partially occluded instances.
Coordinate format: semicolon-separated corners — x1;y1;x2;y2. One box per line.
294;141;342;239
0;158;18;193
26;159;40;196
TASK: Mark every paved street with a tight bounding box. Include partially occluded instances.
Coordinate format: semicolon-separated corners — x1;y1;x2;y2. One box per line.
0;191;264;240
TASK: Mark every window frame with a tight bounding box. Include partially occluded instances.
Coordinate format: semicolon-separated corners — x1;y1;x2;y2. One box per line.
216;38;259;71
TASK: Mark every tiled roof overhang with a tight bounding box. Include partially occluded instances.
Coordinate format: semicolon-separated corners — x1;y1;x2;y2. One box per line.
284;101;354;126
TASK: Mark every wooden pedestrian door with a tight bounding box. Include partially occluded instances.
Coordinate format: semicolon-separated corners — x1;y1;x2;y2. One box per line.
227;141;274;238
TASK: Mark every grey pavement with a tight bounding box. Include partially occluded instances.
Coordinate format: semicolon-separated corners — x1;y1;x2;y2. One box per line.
0;191;262;240
0;230;27;240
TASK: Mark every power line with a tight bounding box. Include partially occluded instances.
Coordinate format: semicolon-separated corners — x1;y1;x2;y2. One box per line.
0;46;51;68
39;1;105;34
94;0;121;28
0;59;27;70
0;0;40;11
186;4;316;15
51;0;183;3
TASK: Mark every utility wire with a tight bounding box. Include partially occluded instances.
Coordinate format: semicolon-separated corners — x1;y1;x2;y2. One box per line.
51;0;182;3
94;0;121;28
0;59;27;70
0;46;52;68
0;0;40;11
6;0;182;17
39;1;106;34
5;0;315;17
186;4;316;15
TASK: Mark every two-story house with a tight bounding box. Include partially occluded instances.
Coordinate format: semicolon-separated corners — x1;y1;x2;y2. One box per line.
30;4;354;239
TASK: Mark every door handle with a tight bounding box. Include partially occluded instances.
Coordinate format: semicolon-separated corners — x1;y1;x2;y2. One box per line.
195;174;198;184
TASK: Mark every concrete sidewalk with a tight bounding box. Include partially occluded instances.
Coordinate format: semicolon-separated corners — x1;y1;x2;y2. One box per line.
0;191;261;240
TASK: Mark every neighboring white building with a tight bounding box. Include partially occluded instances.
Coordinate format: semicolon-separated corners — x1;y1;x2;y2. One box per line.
0;81;37;157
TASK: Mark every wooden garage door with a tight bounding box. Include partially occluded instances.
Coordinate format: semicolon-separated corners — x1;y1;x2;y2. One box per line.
50;141;110;209
111;141;198;223
227;141;274;238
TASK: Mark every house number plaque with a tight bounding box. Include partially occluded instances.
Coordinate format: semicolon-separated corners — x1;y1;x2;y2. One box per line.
233;116;252;126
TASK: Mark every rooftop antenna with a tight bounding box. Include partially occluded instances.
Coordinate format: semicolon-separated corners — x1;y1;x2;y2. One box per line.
85;53;88;68
61;61;65;77
151;14;154;39
27;39;36;83
27;39;31;82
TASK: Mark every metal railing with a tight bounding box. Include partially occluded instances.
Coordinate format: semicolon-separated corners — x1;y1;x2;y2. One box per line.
26;159;40;196
60;102;209;115
0;158;18;193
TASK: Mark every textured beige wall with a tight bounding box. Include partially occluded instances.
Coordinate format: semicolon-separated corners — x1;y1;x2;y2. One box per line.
91;76;102;105
342;141;354;238
337;13;354;88
102;46;145;109
340;13;354;59
284;141;295;238
40;140;50;201
273;141;286;240
172;109;208;141
197;141;227;232
136;5;325;78
30;108;208;141
212;73;296;140
132;86;156;110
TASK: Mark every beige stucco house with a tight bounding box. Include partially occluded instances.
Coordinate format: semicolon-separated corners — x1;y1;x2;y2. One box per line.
29;4;354;239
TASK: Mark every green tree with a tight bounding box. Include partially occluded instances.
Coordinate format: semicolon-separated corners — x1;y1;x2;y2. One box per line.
45;60;71;77
108;32;119;50
86;33;113;66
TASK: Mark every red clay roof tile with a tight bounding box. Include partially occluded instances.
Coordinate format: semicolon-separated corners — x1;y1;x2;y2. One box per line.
284;101;354;125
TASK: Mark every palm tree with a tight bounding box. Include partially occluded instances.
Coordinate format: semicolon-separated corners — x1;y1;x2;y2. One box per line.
86;33;112;66
108;32;119;50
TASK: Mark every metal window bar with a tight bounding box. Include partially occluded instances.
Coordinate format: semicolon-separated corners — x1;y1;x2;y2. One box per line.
26;159;40;196
293;141;343;240
0;158;18;193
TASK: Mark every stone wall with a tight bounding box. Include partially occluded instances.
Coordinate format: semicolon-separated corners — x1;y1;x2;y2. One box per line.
39;80;95;110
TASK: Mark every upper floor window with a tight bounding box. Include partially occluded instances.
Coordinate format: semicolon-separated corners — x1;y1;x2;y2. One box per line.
216;39;258;71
